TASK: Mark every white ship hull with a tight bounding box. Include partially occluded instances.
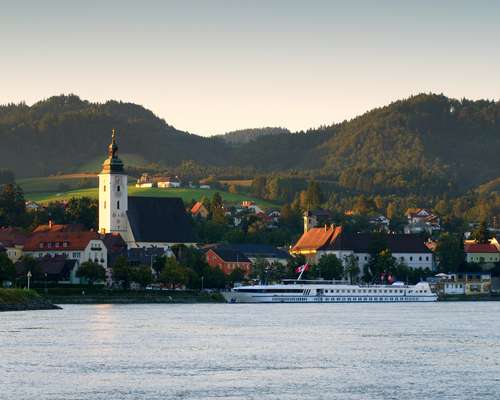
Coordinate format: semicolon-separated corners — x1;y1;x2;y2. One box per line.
222;281;437;303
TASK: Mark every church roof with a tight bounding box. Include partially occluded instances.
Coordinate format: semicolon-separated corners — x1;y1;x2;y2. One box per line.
101;129;124;174
127;197;196;244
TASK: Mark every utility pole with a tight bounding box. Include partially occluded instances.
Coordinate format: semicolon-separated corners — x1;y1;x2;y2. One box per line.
27;270;32;290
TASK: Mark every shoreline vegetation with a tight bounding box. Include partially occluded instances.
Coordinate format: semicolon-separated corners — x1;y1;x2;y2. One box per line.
0;289;60;312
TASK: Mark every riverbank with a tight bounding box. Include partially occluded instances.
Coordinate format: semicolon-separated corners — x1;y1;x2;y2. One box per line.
0;289;61;312
440;293;500;301
36;288;225;305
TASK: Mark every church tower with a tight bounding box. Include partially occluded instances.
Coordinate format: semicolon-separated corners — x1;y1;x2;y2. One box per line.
99;129;128;235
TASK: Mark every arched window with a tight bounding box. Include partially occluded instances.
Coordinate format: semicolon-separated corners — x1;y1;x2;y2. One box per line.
117;200;120;210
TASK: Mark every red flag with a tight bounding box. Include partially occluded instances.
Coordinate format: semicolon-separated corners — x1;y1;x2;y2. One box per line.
295;263;310;273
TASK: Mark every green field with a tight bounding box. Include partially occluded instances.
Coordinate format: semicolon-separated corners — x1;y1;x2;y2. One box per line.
24;184;278;209
18;174;98;194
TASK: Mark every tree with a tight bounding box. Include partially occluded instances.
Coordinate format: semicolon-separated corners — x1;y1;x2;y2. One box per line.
304;181;323;210
471;220;491;244
344;254;360;283
228;267;246;284
314;254;343;280
76;261;106;285
131;265;153;288
159;257;189;288
112;256;133;289
210;192;226;224
435;233;465;273
65;197;98;229
0;183;27;227
0;252;16;284
201;265;226;289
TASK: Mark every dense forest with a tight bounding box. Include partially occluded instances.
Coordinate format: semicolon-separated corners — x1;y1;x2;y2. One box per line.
0;94;499;200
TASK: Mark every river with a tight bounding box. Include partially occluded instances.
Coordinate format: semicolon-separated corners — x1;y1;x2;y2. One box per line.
1;303;500;399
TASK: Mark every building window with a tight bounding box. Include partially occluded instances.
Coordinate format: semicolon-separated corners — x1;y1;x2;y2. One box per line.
117;200;120;209
117;185;120;192
426;256;429;261
104;185;106;192
104;201;106;209
409;256;413;261
419;256;422;261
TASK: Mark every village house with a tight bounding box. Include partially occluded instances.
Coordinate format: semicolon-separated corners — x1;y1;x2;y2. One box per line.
404;208;441;234
0;227;28;263
205;247;252;275
368;214;390;232
303;209;332;232
464;241;500;264
241;200;263;215
16;256;79;284
291;225;434;270
135;173;153;188
214;244;290;266
434;273;492;296
190;201;209;219
157;176;181;188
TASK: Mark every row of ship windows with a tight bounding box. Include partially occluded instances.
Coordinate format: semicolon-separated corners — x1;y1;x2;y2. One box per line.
275;297;421;302
323;289;428;294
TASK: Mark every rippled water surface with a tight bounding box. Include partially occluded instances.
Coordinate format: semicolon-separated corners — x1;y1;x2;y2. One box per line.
1;303;500;399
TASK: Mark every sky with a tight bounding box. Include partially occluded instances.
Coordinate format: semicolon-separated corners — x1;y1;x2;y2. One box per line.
1;0;499;135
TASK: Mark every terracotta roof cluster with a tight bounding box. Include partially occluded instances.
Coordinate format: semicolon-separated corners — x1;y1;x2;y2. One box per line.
464;243;499;254
33;223;86;233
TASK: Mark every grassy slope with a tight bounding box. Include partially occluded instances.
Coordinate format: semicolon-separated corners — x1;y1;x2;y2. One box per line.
24;184;278;208
0;289;40;304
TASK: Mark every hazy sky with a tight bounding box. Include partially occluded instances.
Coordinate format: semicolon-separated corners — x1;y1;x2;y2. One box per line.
1;1;499;135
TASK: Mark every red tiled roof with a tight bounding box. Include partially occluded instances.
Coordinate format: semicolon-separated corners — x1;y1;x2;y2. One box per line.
0;227;29;246
24;231;100;251
33;223;86;233
191;202;205;214
292;226;341;252
464;243;499;254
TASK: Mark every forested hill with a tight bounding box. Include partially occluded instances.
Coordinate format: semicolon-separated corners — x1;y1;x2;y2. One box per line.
215;127;290;144
0;94;499;196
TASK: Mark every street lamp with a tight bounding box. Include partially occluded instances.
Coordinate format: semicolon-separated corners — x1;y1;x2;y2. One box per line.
27;270;32;290
44;273;48;294
201;276;204;291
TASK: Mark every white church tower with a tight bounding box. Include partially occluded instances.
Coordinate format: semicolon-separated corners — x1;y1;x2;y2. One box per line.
99;129;128;235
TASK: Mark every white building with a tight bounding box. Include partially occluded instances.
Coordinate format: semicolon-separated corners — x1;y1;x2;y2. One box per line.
291;226;434;271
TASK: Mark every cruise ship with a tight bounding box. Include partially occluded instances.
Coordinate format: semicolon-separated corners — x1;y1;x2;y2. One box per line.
222;280;438;303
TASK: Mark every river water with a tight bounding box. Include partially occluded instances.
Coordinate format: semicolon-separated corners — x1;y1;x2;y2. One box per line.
1;303;500;400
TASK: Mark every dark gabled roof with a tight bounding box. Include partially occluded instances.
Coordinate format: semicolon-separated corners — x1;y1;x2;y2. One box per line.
226;244;290;259
16;256;77;280
330;232;432;254
127;197;195;244
209;247;251;263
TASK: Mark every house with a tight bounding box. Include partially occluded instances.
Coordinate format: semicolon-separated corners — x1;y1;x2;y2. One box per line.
404;208;441;234
368;214;390;232
303;209;331;232
16;256;79;284
241;201;263;215
135;173;153;188
25;200;43;211
0;227;29;262
267;208;281;224
23;230;109;270
436;273;492;296
33;222;86;233
205;247;252;275
157;176;181;188
222;244;290;266
98;130;196;249
464;242;500;264
291;225;434;270
191;201;209;219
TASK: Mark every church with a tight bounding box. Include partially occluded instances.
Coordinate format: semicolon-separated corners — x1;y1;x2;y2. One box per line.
98;130;195;249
